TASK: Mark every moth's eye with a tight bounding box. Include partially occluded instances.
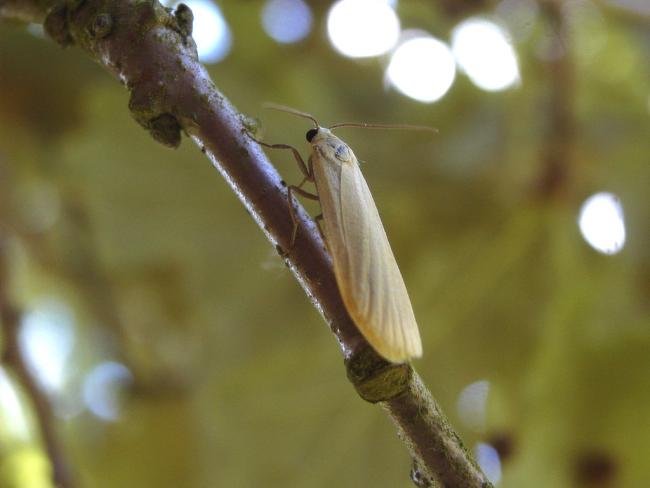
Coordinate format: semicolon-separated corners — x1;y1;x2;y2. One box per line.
306;128;318;142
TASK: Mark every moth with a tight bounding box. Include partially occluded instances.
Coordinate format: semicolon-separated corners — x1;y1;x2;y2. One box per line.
257;105;431;363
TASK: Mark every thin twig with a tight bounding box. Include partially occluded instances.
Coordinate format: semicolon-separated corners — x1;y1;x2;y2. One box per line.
0;236;77;488
0;2;490;486
535;0;575;198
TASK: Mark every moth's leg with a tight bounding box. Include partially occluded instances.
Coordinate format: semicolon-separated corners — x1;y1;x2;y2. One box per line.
288;186;319;247
251;135;319;246
294;156;316;192
249;135;313;183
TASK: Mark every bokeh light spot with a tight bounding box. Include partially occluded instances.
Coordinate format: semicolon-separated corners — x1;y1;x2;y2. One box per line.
19;300;75;393
386;34;456;103
452;18;520;91
475;443;502;485
327;0;400;58
14;180;61;234
173;0;232;64
83;361;133;422
0;367;30;440
26;23;45;38
456;380;489;432
578;192;626;255
262;0;312;44
604;0;650;16
495;0;539;42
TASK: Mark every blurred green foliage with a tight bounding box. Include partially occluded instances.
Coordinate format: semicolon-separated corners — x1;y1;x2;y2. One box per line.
0;1;649;487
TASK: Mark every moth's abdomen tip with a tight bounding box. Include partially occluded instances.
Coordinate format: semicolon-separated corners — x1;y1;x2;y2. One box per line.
388;341;424;364
375;344;423;364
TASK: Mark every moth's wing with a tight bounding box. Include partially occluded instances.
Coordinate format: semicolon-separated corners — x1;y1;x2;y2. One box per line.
315;154;422;363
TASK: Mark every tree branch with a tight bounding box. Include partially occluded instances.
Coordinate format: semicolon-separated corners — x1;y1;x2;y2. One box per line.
535;0;575;198
0;1;490;486
0;236;77;488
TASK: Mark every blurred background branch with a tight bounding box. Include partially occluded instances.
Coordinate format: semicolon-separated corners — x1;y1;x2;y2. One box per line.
0;235;77;488
535;0;575;199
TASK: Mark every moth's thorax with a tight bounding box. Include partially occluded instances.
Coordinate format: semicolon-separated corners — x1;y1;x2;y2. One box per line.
310;127;354;164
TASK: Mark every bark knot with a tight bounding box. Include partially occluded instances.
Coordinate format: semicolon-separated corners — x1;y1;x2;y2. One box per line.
44;3;74;47
345;346;411;403
128;87;182;148
87;12;113;39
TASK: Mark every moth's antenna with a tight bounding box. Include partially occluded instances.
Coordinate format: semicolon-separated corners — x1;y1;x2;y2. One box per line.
329;122;438;134
262;103;320;128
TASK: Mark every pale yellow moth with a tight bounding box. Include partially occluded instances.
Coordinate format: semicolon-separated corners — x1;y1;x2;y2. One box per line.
257;105;430;363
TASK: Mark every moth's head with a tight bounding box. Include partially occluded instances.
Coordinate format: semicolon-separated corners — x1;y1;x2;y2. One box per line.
306;127;332;144
307;127;352;163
